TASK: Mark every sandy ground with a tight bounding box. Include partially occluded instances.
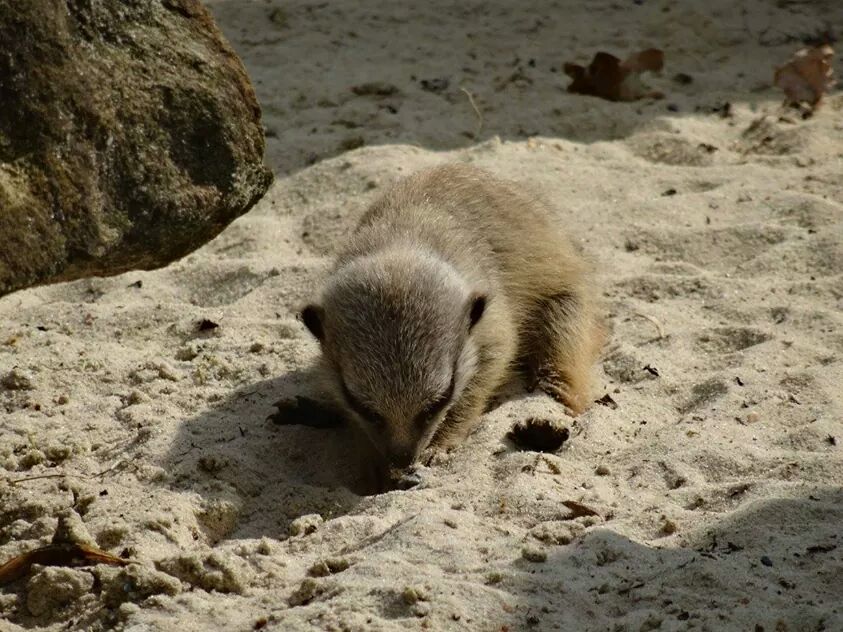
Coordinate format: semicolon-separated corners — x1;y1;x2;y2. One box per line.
1;0;842;630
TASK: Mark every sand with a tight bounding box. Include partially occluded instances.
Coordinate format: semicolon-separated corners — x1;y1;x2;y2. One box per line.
1;0;842;630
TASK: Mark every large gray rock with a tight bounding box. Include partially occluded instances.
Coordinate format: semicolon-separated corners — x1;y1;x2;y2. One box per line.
0;0;273;296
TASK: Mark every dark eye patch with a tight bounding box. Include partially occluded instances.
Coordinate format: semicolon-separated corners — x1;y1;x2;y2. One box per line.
415;373;456;427
340;379;386;427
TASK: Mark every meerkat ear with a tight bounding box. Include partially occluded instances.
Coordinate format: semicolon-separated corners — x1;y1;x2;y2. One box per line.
301;304;325;341
468;294;487;331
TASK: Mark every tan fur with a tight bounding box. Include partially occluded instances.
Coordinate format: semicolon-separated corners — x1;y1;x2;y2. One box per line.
301;163;605;486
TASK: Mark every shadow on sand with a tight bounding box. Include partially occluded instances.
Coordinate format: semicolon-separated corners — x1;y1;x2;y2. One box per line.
205;0;835;177
158;359;541;541
159;366;364;540
505;488;842;630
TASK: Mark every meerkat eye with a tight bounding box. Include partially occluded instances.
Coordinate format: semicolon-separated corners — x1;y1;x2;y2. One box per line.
340;379;386;427
415;374;456;427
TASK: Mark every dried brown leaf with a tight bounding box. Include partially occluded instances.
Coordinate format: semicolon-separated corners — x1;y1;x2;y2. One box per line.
774;45;836;109
561;500;601;519
0;543;129;585
565;48;664;102
621;48;664;74
595;393;618;409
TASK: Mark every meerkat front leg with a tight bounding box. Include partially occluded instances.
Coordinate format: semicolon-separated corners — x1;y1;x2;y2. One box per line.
421;348;511;465
429;388;487;452
527;292;606;415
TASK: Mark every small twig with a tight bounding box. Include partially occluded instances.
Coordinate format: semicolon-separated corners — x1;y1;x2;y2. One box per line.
617;581;646;595
7;459;130;486
7;473;85;486
633;311;664;339
614;556;695;596
460;86;484;139
541;455;562;475
94;459;129;479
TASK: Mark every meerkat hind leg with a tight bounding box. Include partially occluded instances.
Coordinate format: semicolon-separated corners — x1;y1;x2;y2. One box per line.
527;293;604;416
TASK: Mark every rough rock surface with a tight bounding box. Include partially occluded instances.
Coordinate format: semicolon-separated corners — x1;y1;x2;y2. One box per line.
0;0;273;297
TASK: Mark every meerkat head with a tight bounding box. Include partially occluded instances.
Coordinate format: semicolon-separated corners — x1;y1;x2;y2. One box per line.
301;248;486;469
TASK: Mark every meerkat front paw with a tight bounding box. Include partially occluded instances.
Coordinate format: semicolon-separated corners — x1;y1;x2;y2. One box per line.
392;467;425;490
419;445;452;467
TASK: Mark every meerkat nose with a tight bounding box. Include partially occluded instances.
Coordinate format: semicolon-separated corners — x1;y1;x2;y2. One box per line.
388;448;416;469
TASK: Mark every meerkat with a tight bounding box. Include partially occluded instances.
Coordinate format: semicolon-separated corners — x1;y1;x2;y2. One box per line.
299;163;605;488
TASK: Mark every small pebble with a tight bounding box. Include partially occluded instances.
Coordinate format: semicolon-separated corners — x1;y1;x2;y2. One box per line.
760;555;773;567
747;411;760;423
308;557;350;577
2;368;34;390
27;567;94;616
52;509;96;546
529;520;584;545
402;586;428;605
18;449;46;469
288;578;319;606
155;362;181;381
126;390;148;406
595;464;611;476
175;347;198;362
521;545;548;563
289;514;323;537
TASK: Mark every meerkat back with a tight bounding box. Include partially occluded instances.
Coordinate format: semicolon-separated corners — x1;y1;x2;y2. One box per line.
357;163;606;414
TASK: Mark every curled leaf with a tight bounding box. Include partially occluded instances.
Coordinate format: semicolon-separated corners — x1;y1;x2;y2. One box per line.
0;543;129;585
565;48;665;101
595;393;618;409
562;500;601;519
774;45;835;109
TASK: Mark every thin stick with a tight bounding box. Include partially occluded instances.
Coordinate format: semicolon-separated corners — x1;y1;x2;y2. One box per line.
6;473;85;486
460;87;483;139
94;458;129;478
633;311;664;339
7;459;130;486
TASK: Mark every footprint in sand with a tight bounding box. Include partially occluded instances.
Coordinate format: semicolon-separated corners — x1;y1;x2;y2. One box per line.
627;132;719;167
694;327;771;355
